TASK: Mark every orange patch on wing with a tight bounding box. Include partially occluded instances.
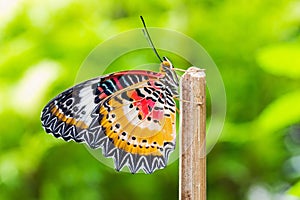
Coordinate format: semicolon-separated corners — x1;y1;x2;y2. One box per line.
99;99;175;156
50;106;88;129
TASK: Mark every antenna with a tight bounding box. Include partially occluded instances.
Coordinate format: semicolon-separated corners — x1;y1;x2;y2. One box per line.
140;16;163;62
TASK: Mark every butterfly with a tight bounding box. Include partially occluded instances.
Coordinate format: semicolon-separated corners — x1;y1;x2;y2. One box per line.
40;17;180;174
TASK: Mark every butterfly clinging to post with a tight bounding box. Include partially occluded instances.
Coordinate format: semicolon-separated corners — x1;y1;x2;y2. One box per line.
40;16;179;174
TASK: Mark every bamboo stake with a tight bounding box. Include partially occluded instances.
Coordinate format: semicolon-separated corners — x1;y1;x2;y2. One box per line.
179;67;206;200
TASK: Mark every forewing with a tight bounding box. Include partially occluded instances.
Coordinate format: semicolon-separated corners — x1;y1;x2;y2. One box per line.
41;77;100;142
40;70;161;143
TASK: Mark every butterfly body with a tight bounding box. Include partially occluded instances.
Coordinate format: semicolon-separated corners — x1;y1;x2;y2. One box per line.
41;58;179;173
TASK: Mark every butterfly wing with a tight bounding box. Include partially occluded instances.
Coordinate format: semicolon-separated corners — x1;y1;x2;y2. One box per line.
41;77;100;142
90;80;176;173
41;70;176;173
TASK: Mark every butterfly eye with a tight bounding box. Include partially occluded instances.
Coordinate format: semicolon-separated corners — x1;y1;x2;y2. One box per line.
162;61;171;67
162;57;173;69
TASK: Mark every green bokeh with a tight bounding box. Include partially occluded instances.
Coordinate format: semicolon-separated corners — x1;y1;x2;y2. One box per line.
1;0;300;199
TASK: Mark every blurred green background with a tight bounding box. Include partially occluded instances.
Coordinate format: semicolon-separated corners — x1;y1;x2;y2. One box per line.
1;0;300;199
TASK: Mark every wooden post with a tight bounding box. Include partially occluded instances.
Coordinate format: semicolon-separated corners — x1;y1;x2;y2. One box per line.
179;67;206;200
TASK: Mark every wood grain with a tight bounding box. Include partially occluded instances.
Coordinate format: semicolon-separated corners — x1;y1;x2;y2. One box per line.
179;67;206;200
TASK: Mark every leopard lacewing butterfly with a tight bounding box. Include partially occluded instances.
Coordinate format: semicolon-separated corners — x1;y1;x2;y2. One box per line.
41;16;179;174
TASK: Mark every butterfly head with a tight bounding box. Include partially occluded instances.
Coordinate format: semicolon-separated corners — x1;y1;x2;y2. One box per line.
160;57;173;72
159;57;179;95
